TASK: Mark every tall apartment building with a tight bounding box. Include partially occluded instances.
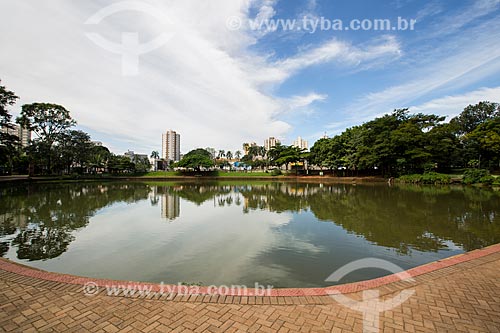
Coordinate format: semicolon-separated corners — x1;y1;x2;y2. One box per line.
162;130;181;162
0;124;31;148
242;142;257;155
264;137;280;151
292;136;309;151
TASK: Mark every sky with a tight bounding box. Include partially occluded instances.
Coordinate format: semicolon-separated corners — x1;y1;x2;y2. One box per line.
0;0;499;155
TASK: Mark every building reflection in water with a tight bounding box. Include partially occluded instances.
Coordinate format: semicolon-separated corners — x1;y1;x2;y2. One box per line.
161;192;180;221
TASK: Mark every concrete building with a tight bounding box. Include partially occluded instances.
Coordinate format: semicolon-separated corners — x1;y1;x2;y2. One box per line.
242;142;257;155
124;150;148;162
292;136;309;151
162;130;181;162
0;124;31;148
264;137;280;151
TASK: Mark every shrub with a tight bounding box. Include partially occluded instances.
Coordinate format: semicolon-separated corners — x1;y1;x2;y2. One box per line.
398;172;450;184
271;169;282;176
462;169;494;185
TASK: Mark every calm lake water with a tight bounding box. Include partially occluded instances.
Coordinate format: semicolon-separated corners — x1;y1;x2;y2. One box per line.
1;181;499;287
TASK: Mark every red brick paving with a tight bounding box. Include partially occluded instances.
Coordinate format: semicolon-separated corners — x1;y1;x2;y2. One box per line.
0;244;499;332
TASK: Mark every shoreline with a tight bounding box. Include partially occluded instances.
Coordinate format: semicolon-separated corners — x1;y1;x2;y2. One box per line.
0;175;388;184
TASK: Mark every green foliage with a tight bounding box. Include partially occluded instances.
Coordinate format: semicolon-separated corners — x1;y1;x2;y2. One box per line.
268;144;306;170
0;80;20;173
398;172;451;184
108;155;135;173
449;101;500;135
462;169;495;185
0;79;19;129
176;148;214;170
270;169;282;176
310;102;500;176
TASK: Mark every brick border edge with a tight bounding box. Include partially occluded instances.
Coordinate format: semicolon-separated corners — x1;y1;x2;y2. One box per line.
1;243;499;297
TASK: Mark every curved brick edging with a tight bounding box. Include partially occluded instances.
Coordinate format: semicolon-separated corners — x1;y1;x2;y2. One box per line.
1;243;499;298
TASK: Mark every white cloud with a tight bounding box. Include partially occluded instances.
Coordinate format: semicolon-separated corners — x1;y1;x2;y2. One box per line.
333;16;500;131
248;36;401;85
0;0;403;154
417;0;500;39
410;86;500;119
278;92;327;116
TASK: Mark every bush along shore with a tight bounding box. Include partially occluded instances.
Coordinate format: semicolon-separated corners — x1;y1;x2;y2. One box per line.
397;169;500;186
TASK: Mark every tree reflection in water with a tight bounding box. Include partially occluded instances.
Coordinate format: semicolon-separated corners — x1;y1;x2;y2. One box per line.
0;182;499;261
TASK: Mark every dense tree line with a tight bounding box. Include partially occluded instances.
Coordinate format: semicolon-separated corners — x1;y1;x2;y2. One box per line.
0;79;149;175
309;103;500;176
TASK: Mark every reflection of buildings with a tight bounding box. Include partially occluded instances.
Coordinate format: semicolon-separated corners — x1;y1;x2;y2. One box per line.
161;192;180;221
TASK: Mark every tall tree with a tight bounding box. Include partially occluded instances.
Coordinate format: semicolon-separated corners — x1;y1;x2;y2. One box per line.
0;80;18;130
0;80;20;172
450;102;500;135
17;103;76;174
235;150;242;159
56;130;93;174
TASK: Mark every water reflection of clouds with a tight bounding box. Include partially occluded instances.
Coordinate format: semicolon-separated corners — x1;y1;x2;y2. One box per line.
1;182;499;286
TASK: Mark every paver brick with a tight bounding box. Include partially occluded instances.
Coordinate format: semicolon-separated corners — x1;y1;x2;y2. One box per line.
0;248;499;332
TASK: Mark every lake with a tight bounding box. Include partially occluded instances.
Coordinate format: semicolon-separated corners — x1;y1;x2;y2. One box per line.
1;181;499;288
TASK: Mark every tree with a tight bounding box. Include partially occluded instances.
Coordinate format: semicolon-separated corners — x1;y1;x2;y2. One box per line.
89;145;111;173
150;151;160;159
176;149;214;171
226;151;233;160
0;80;18;130
0;80;20;173
108;155;135;173
17;103;76;174
217;150;225;159
134;156;151;173
450;102;500;135
235;150;242;159
56;130;93;174
205;147;216;160
466;118;500;169
268;144;305;171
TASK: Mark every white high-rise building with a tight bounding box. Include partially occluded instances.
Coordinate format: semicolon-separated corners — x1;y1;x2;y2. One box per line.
162;130;181;162
264;137;280;151
292;136;308;151
0;124;31;148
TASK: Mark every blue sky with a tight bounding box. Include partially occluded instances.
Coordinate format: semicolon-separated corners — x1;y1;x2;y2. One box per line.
0;0;499;154
255;0;500;142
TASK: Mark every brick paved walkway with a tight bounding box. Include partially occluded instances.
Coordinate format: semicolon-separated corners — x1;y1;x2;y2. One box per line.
1;245;499;332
